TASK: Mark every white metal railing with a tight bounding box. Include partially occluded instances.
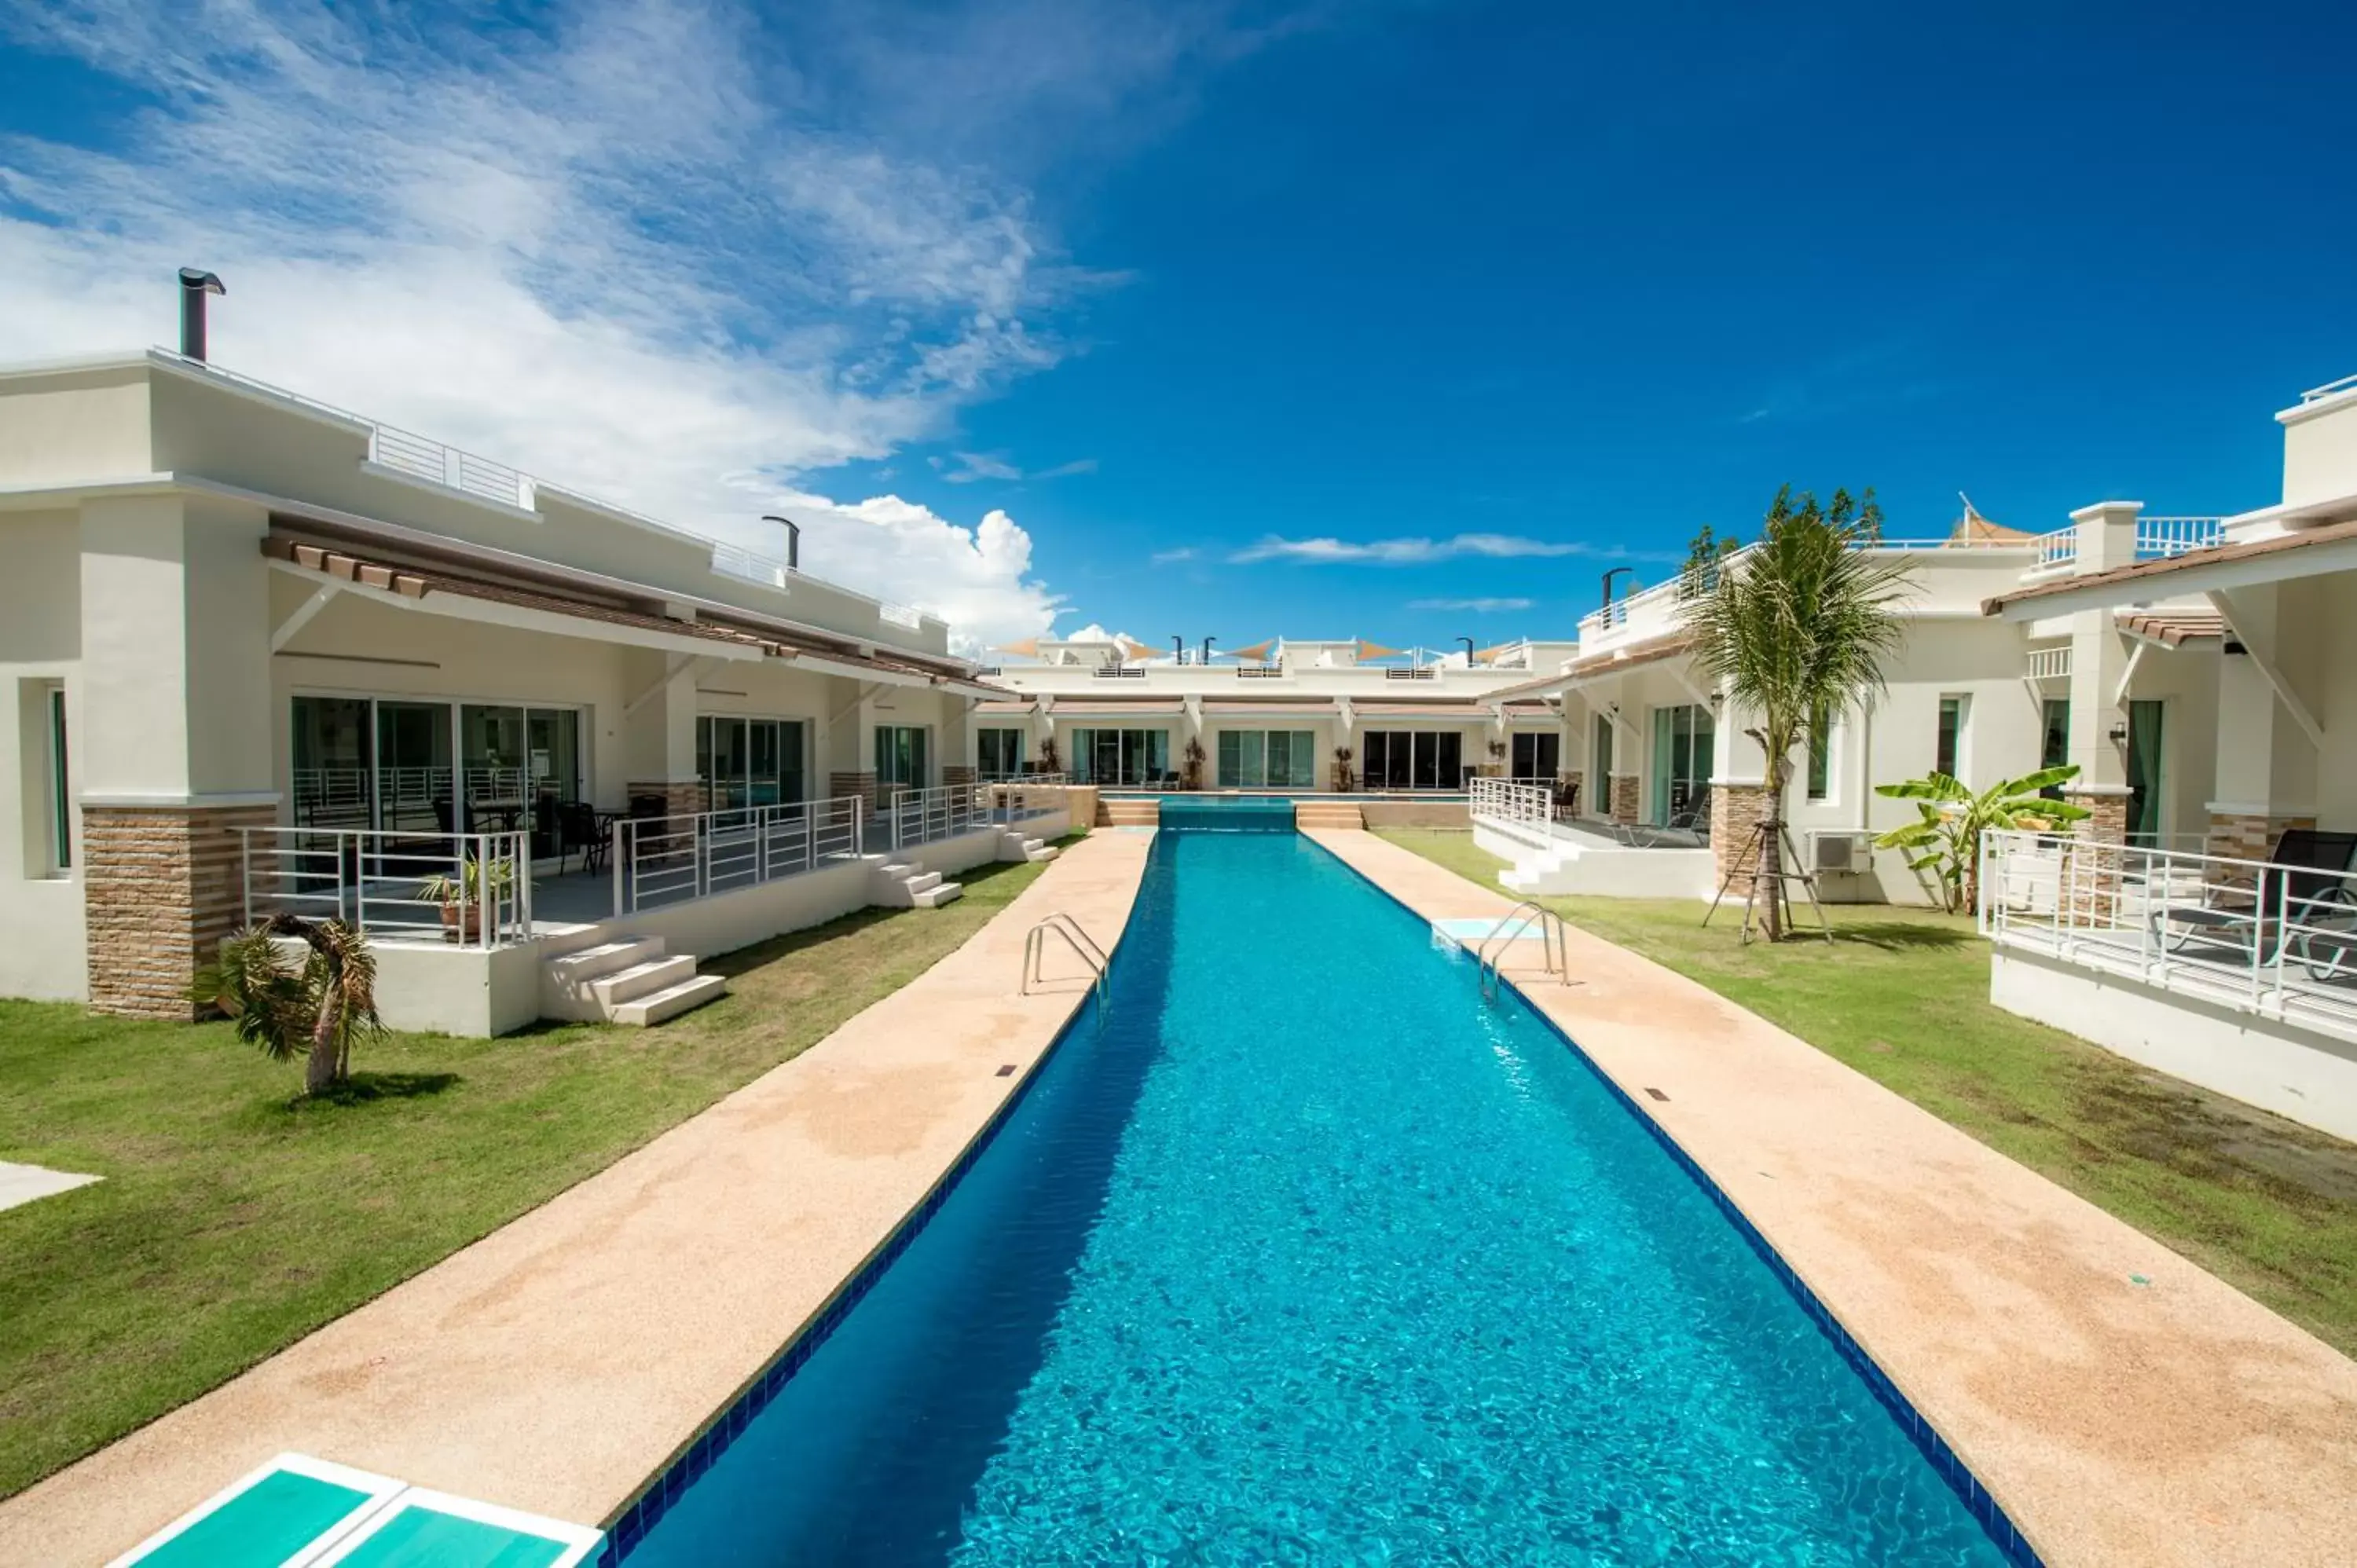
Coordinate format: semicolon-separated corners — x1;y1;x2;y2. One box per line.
2033;527;2080;570
2025;645;2073;682
878;783;994;851
1092;665;1147;679
711;541;793;588
369;423;532;510
1237;665;1284;678
880;601;926;630
613;798;862;915
1582;600;1631;632
240;827;532;949
1471;776;1556;826
2300;372;2357;404
1384;665;1438;680
2135;515;2224;559
1979;830;2357;1044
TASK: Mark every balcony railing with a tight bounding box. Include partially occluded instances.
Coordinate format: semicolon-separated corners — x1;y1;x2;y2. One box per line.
1980;830;2357;1046
239;827;533;949
1093;665;1147;679
613;799;862;915
1237;665;1284;678
2135;515;2224;559
877;782;997;851
2025;645;2072;682
711;541;793;588
1384;665;1438;680
369;424;533;511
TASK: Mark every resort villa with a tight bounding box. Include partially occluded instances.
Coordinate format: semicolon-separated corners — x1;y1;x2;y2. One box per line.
0;343;1072;1037
5;324;2357;1568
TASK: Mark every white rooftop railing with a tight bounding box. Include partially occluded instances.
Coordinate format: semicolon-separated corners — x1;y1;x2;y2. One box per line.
2033;529;2080;570
711;541;792;588
2135;516;2224;559
2300;372;2357;404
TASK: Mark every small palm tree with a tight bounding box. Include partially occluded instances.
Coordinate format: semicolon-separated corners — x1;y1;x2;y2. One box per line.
1875;764;2091;913
1685;485;1913;940
189;914;385;1096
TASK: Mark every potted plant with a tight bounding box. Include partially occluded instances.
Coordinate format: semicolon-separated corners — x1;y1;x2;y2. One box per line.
418;852;516;943
1182;738;1208;791
1038;735;1062;776
1483;738;1508;777
1332;746;1355;793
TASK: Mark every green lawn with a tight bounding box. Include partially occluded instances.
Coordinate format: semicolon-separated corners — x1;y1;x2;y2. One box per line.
1376;827;2357;1356
0;838;1080;1500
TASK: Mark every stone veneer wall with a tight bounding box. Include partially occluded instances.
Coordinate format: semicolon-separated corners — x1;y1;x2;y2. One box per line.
85;803;279;1019
941;765;977;793
1710;783;1773;893
625;780;707;817
2064;789;2131;921
2205;811;2316;894
1609;773;1641;825
830;771;879;821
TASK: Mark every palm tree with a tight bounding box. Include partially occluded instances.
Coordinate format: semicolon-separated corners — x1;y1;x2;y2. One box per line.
1684;486;1913;940
189;914;384;1095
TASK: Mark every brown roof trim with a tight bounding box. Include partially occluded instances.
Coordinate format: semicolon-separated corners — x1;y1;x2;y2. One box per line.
2116;610;2225;648
1982;518;2357;614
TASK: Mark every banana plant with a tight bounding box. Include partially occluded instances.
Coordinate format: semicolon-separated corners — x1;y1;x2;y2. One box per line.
1873;764;2090;913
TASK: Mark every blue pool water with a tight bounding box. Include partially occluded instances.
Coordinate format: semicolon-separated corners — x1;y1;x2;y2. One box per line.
625;831;2016;1566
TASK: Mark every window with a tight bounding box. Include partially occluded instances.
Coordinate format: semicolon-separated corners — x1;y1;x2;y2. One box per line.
1360;731;1464;791
1648;705;1714;823
1592;713;1615;810
44;684;70;873
2126;701;2164;848
463;704;583;852
1934;695;1970;782
700;717;807;809
1510;731;1560;781
1068;727;1168;786
977;727;1026;780
875;725;930;790
2039;698;2069;800
1216;730;1318;788
1805;702;1832;803
289;696;579;844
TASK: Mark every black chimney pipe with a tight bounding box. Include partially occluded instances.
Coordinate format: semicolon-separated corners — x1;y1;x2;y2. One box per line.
178;268;225;361
1171;635;1184;665
1600;566;1632;610
761;515;801;571
1458;636;1475;665
1200;636;1216;665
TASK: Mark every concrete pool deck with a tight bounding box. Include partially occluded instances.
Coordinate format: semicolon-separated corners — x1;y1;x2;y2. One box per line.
0;830;1153;1568
1307;827;2357;1568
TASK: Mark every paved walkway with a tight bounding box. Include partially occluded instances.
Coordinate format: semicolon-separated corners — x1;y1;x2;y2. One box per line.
0;832;1152;1568
1309;829;2357;1568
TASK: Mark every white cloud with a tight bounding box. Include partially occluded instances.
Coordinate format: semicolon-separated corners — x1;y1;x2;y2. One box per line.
941;451;1026;483
1409;597;1534;613
0;0;1120;651
1229;533;1595;565
1032;457;1099;479
1149;545;1199;564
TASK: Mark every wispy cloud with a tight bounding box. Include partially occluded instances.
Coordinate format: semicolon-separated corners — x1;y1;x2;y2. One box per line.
1150;545;1199;565
936;450;1095;483
1408;596;1534;613
0;0;1255;649
1230;533;1595;565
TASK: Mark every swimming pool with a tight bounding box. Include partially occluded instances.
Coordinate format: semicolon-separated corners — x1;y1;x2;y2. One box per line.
620;830;2022;1565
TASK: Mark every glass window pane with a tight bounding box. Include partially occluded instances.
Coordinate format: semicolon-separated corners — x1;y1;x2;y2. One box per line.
47;686;70;870
376;702;451;833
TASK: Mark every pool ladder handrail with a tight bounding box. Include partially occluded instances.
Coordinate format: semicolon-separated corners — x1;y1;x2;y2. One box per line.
1023;911;1111;1004
1476;901;1569;1001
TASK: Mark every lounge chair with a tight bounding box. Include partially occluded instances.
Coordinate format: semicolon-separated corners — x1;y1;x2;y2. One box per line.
1615;804;1708;848
2152;828;2357;962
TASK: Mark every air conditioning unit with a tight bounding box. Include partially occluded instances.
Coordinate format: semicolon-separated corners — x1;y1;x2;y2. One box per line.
1809;831;1871;875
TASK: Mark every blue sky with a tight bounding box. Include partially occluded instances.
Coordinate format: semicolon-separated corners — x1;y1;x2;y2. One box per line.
3;2;2353;654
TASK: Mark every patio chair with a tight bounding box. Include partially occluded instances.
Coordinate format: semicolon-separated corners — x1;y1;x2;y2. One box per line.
1615;804;1708;848
1552;779;1581;820
555;800;608;876
2152;828;2357;962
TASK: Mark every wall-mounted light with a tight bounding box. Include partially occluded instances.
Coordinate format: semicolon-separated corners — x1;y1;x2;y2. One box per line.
2107;721;2129;745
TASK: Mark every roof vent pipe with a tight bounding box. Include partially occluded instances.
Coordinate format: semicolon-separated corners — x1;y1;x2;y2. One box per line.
178;268;225;361
1200;636;1216;665
761;515;801;572
1171;635;1184;664
1600;565;1632;610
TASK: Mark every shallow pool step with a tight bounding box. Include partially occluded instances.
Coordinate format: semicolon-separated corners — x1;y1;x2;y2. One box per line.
611;973;728;1026
1293;802;1365;830
1097;798;1161;827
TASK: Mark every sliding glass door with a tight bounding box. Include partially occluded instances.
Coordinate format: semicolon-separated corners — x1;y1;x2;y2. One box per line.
876;725;931;791
977;727;1026;781
1216;730;1318;788
1648;705;1714;823
1360;731;1464;791
289;694;579;848
1069;728;1170;786
700;717;808;811
1509;731;1559;782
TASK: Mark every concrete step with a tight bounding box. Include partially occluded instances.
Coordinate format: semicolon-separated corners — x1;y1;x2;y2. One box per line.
1025;845;1059;863
611;973;728;1026
901;870;944;896
912;881;965;908
590;954;698;1007
545;937;665;984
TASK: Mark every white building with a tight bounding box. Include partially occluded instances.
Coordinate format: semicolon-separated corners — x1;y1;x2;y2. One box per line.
0;341;1064;1035
978;635;1582;807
